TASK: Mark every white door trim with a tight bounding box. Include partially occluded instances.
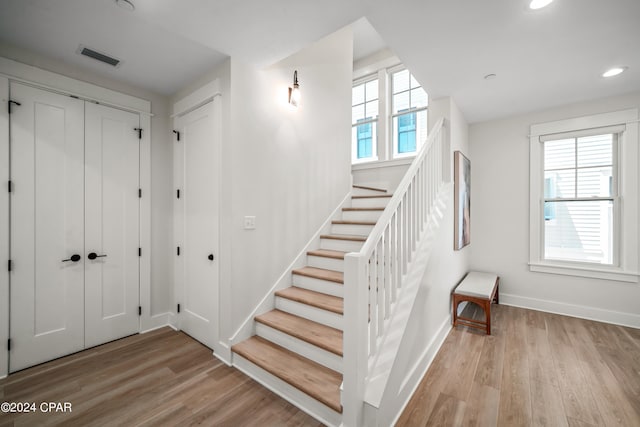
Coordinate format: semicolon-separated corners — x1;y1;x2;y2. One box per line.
0;76;9;379
0;57;151;115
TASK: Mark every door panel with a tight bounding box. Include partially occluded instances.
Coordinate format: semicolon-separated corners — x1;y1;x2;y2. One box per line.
10;83;85;372
84;102;140;348
175;99;219;349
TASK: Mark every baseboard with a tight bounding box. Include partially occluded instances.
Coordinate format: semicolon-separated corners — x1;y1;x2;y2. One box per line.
500;293;640;329
140;312;171;333
214;342;232;366
366;315;452;426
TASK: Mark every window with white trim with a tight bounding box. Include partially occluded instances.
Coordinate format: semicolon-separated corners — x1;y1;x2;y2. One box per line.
543;133;616;264
529;109;639;282
350;64;428;164
351;78;379;163
390;68;428;158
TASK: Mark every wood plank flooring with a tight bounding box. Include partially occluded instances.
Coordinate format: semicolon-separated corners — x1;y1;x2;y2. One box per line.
397;304;640;427
2;304;638;426
0;328;322;427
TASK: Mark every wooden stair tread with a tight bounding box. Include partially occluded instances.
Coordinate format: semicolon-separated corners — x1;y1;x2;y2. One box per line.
352;184;387;193
307;249;347;259
331;220;376;226
320;234;367;242
352;194;393;199
255;310;343;356
292;266;343;284
232;336;343;413
275;287;343;315
342;207;385;211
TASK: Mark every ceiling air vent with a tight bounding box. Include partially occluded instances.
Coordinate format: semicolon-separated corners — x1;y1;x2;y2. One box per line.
77;45;122;68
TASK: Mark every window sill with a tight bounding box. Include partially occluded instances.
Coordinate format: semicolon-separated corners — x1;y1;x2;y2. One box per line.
529;262;639;283
352;157;414;171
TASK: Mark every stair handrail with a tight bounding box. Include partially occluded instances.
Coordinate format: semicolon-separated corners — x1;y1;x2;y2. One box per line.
343;118;448;426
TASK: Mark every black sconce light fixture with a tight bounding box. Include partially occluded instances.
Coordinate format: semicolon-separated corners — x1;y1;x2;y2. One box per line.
288;70;300;108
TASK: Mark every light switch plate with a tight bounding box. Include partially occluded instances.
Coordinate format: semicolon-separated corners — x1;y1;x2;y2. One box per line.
244;216;256;230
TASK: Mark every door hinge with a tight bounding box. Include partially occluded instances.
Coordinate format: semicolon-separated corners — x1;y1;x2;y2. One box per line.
7;339;11;351
8;100;21;114
173;130;180;141
177;246;180;256
134;127;143;139
8;180;12;193
138;306;142;316
176;189;180;199
138;248;142;257
7;259;12;272
138;188;142;198
177;303;181;313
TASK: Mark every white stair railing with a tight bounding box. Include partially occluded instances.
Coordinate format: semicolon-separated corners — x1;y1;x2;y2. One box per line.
343;118;449;426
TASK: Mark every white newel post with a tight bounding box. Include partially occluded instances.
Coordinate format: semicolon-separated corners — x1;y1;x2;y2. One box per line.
343;253;368;426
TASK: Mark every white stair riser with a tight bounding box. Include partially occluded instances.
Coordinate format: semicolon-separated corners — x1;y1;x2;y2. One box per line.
275;297;343;330
233;354;342;427
292;274;343;298
352;187;387;197
341;210;382;222
351;197;391;209
331;223;374;236
255;323;343;373
320;238;363;253
307;255;344;272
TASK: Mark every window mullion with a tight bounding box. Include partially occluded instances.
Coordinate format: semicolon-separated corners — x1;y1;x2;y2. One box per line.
574;137;578;198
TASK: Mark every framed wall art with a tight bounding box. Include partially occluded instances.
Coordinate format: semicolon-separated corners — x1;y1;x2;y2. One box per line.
454;150;470;250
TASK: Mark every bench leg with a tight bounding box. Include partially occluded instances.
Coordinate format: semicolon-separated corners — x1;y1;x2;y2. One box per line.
485;300;491;335
452;295;459;327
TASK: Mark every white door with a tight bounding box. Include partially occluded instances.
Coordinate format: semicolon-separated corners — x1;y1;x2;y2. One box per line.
9;83;85;372
174;99;220;349
84;103;140;348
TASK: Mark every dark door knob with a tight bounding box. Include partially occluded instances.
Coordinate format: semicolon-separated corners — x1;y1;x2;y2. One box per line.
88;252;107;260
62;254;81;262
208;254;214;261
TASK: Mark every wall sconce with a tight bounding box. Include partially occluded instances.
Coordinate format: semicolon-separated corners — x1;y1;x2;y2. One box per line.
288;70;300;108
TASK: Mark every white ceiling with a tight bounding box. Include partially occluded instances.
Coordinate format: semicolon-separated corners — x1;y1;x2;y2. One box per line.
0;0;638;122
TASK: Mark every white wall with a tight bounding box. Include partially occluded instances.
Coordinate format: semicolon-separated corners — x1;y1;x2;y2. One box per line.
221;28;353;351
352;160;410;193
470;91;640;327
0;43;174;317
377;96;471;424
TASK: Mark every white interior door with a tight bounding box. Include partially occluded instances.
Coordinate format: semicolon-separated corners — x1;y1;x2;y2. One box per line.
174;99;220;350
84;103;140;348
9;83;85;372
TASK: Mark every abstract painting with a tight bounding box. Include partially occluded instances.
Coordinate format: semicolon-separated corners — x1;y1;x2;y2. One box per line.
454;151;470;250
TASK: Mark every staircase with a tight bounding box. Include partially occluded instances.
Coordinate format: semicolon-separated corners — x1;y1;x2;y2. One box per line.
231;184;392;426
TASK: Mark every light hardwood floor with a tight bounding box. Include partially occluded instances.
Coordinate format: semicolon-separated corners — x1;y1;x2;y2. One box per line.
0;328;322;427
2;305;639;427
397;304;640;427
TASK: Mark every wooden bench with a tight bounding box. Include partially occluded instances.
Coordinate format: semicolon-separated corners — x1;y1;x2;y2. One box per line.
452;272;500;335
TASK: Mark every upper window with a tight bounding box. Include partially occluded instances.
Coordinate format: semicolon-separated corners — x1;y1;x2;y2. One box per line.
352;79;379;162
390;68;428;158
529;109;639;282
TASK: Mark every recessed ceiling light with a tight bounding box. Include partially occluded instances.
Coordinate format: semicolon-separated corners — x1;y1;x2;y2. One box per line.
484;73;497;80
115;0;135;11
529;0;554;10
602;67;628;78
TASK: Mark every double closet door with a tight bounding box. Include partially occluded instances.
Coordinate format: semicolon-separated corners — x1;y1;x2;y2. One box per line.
10;83;140;372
